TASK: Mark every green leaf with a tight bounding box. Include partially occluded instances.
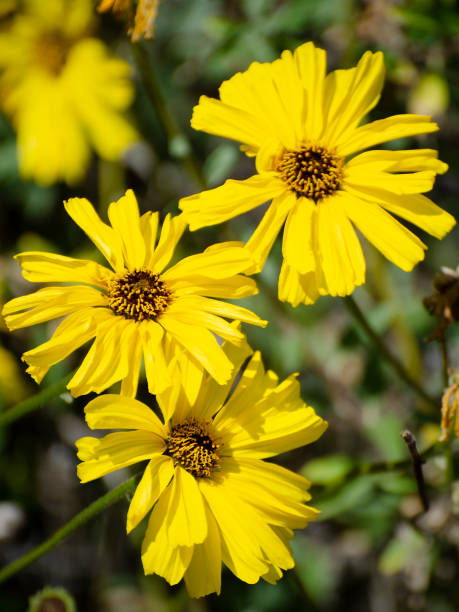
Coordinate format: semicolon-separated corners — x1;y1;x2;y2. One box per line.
301;454;355;485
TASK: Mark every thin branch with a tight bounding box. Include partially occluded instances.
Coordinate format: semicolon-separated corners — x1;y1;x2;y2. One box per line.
0;373;74;428
0;475;139;584
343;295;438;409
401;430;429;512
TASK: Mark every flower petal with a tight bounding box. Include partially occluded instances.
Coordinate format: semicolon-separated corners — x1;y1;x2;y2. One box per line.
282;197;317;274
179;174;285;231
340;191;427;271
148;214;186;273
245;191;295;273
166;466;208;547
64;197;124;271
14;252;113;288
3;285;107;330
76;430;164;483
83;393;167;435
345;185;455;239
160;316;233;385
127;456;174;533
338;114;439;157
107;189;146;269
184;502;222;597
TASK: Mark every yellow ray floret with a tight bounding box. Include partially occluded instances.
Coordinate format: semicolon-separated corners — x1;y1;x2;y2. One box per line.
179;41;455;306
0;0;139;185
2;190;266;401
76;339;328;597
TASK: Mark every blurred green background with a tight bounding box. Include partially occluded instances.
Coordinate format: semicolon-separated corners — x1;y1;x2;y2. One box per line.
2;0;459;610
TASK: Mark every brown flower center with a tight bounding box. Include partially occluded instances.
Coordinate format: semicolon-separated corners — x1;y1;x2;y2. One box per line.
165;418;221;478
107;269;172;321
34;31;71;75
277;144;343;201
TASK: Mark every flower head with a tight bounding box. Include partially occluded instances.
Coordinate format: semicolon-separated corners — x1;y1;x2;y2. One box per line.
98;0;161;42
2;190;266;400
180;42;455;306
0;0;139;185
76;340;327;597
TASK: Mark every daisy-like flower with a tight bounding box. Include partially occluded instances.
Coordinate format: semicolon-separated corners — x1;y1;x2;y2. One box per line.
76;339;327;597
2;190;266;401
0;0;138;185
180;42;455;306
98;0;161;42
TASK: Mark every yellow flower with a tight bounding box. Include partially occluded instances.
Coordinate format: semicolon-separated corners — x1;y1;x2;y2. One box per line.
2;190;266;401
180;42;455;306
76;339;327;597
98;0;161;42
0;0;139;185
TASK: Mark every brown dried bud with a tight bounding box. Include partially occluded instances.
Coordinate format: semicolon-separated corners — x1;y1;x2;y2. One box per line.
423;266;459;342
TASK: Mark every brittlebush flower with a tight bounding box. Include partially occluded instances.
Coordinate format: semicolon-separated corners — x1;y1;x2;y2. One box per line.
0;0;138;185
98;0;160;42
76;339;327;597
2;190;266;400
180;42;455;306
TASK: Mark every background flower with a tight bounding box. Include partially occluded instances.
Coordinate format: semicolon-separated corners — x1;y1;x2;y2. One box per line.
76;339;327;597
0;0;139;185
180;42;455;305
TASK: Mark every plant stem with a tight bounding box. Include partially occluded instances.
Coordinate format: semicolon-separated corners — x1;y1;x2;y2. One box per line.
0;373;74;428
343;295;437;409
439;337;449;388
402;430;429;512
131;42;207;189
0;475;139;585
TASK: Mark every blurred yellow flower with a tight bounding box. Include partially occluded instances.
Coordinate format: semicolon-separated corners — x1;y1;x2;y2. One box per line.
2;190;266;401
180;42;455;306
0;0;139;185
98;0;160;41
76;339;327;597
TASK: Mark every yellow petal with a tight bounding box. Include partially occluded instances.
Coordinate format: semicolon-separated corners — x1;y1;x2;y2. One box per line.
294;42;327;140
166;467;208;547
14;251;113;288
316;195;366;296
346;148;448;174
120;328;143;397
164;242;254;281
67;316;133;396
139;210;159;266
127;456;174;533
107;189;146;270
245;191;295;273
84;393;167;435
171;274;258;300
160;316;233;385
282;197;317;274
184;502;222;597
340;191;427;271
139;320;171;395
338;114;439;157
278;260;321;307
141;481;193;583
148;214;186;273
179;174;285;231
323;51;385;145
22;307;109;384
64;197;125;271
77;430;164;483
345;185;455;239
3;285;106;331
199;478;269;583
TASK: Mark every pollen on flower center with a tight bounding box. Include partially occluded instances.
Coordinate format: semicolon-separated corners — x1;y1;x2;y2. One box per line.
165;418;221;478
108;269;172;321
34;30;71;75
277;144;343;201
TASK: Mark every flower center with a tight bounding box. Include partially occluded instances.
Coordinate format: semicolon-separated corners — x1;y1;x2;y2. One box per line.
277;144;343;201
107;269;172;321
165;418;221;478
34;31;71;75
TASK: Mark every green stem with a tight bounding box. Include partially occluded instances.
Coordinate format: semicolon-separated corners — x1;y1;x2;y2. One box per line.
0;373;74;428
131;42;207;189
0;475;139;585
343;295;438;409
